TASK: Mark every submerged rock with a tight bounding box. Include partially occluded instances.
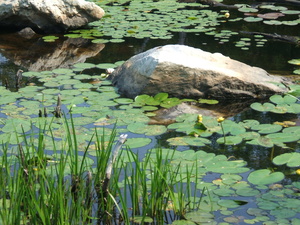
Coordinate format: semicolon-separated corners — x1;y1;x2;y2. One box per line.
0;0;105;33
110;44;291;100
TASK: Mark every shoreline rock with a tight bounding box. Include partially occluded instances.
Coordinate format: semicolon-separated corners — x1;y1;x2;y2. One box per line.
0;0;105;33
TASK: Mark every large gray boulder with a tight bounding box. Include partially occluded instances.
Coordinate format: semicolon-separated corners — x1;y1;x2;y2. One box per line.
110;45;291;100
0;0;105;33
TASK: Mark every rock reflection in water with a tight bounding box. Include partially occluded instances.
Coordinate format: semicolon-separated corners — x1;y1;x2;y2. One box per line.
0;33;105;72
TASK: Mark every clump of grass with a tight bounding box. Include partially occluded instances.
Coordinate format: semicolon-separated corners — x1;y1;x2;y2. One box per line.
0;114;208;224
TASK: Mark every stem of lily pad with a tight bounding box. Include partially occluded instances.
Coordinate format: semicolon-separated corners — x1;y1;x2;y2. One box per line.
220;122;226;144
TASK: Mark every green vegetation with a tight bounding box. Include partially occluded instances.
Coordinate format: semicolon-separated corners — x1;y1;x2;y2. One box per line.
2;63;300;223
1;0;300;224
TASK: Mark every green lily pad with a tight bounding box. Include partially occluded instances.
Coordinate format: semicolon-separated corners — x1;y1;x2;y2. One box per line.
135;95;160;106
160;98;181;108
270;208;296;219
96;63;118;69
167;136;210;147
250;102;275;112
244;17;263;22
2;119;32;133
171;220;196;225
127;122;167;136
213;187;235;197
199;99;219;104
206;160;249;174
73;63;96;70
217;135;243;145
269;94;297;104
235;187;260;196
246;137;273;148
266;132;300;144
125;137;152;148
248;169;284;186
251;124;282;134
153;92;168;102
114;98;134;104
272;152;300;167
288;59;300;66
184;211;214;223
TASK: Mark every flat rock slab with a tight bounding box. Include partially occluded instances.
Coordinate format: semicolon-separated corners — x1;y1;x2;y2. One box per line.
0;0;105;33
110;45;290;100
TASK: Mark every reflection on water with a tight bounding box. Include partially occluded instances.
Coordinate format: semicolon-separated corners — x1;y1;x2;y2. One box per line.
0;33;105;71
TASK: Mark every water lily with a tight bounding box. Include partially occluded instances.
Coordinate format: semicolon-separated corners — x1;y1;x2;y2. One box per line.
218;117;226;143
197;114;203;123
217;117;225;123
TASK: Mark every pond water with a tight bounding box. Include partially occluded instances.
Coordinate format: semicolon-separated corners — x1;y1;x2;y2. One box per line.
0;0;300;224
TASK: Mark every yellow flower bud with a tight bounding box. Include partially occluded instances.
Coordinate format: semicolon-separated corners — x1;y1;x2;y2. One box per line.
296;169;300;175
197;114;203;123
224;12;230;18
217;117;225;123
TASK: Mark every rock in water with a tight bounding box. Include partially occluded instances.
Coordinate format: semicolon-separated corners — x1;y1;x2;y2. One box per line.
110;45;291;100
0;0;105;33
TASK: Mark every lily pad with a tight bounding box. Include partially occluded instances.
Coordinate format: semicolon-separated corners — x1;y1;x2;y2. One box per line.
167;136;210;147
248;169;284;186
269;94;297;104
288;59;300;66
251;124;282;134
216;136;243;145
184;211;214;223
250;102;275;112
272;152;300;167
127;122;167;136
125;137;152;148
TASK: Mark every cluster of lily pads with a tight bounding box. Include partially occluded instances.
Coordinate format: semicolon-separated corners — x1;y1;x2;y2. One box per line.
39;0;299;49
1;60;300;223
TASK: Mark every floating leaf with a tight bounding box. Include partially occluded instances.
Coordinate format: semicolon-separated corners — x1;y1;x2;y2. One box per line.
184;211;214;223
199;99;219;104
154;92;168;102
217;136;243;145
135;95;160;106
269;94;297;104
247;137;273;148
171;220;196;225
96;63;118;69
206;160;249;174
251;124;282;134
167;136;210;147
244;17;263;22
270;208;296;219
250;102;275;112
248;169;284;186
127;122;167;136
273;152;300;167
73;63;95;70
288;59;300;66
160;98;181;108
266;132;300;144
114;98;133;104
235;187;260;196
125;137;152;148
2;119;32;133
